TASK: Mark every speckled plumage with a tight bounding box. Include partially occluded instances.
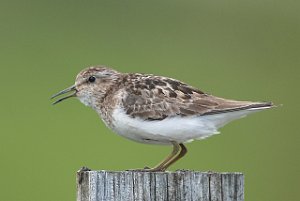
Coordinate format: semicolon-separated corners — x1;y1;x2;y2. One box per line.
52;65;273;171
72;66;272;130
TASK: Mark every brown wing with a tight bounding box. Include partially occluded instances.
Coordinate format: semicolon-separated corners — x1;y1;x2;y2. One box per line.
121;74;272;120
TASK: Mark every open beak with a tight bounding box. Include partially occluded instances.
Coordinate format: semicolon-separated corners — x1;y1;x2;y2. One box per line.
51;85;77;105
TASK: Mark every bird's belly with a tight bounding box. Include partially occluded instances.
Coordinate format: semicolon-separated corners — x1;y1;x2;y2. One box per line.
110;108;220;145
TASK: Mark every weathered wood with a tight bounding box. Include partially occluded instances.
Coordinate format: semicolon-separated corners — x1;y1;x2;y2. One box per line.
77;169;244;201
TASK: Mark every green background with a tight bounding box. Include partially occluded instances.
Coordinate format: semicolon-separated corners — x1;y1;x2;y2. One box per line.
0;0;299;200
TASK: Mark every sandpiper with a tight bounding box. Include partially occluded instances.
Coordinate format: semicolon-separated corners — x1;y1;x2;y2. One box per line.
51;65;273;171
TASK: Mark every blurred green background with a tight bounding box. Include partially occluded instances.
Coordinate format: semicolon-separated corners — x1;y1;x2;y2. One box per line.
0;0;299;200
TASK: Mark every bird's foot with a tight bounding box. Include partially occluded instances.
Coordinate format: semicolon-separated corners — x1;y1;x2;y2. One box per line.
126;166;166;172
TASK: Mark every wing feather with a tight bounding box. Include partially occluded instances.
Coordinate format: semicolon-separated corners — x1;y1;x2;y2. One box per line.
120;74;273;120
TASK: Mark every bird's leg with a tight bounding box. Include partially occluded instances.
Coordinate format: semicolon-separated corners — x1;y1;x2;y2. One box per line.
129;142;185;172
160;143;187;171
129;142;181;172
150;142;181;171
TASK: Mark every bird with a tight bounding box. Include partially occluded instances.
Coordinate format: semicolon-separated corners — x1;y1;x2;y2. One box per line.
51;65;273;171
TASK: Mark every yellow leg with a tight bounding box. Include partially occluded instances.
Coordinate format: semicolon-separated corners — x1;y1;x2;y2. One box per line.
152;142;181;170
160;143;187;171
131;142;187;172
142;142;187;172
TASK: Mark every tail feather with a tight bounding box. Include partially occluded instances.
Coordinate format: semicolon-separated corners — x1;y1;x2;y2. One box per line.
201;101;274;129
203;101;274;116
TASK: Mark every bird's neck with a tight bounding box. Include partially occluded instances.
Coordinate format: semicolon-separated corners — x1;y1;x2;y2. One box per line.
91;76;125;128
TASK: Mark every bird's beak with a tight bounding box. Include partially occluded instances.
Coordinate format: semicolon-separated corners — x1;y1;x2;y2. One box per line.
51;85;77;105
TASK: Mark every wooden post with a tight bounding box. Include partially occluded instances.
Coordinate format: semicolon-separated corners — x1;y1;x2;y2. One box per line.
77;169;244;201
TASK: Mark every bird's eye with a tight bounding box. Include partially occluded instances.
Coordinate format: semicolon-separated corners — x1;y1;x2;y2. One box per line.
88;76;96;83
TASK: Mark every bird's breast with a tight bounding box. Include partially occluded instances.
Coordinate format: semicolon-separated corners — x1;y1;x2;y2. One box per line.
109;107;221;144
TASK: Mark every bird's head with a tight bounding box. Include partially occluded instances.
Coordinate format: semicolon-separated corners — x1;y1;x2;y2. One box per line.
51;65;120;107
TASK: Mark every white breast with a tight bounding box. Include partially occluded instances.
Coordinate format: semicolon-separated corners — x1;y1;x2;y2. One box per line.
110;107;265;145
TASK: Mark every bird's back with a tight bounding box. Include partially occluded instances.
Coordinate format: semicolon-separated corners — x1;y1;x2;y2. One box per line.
101;73;273;144
117;73;272;120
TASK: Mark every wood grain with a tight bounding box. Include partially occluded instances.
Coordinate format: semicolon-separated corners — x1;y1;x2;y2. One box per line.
77;170;244;201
